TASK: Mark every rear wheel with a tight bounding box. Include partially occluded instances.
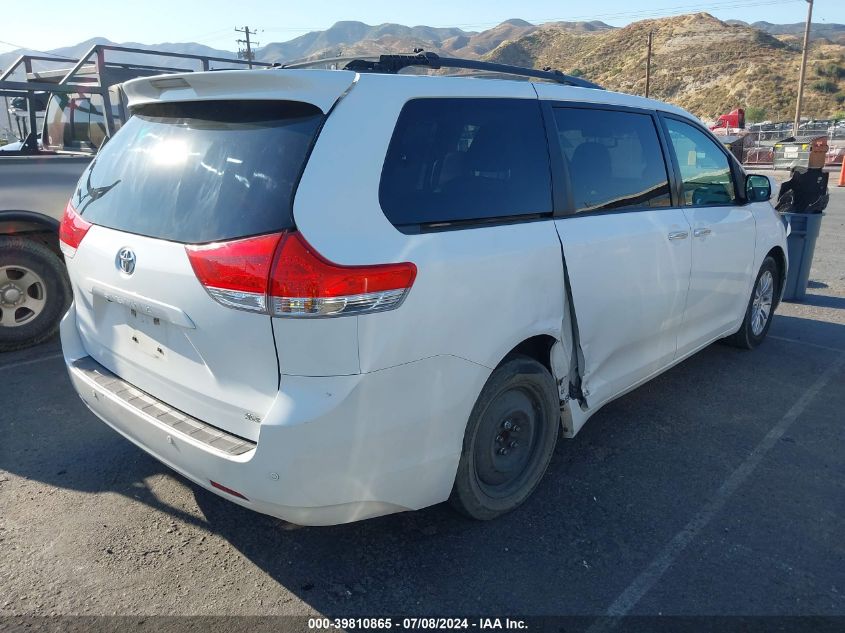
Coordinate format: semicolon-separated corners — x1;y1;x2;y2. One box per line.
0;236;71;352
450;355;559;520
725;256;778;350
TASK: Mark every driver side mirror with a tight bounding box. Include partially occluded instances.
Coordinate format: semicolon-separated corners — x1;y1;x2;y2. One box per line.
746;174;772;202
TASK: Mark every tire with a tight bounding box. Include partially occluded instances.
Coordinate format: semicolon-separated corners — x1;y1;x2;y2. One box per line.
0;236;71;352
725;256;779;350
450;355;559;520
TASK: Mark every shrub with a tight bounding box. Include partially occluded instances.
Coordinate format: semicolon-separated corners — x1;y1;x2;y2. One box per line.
745;106;767;122
816;63;845;79
812;80;838;94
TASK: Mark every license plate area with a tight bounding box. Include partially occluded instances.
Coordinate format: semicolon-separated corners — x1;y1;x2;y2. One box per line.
126;306;169;359
91;292;172;361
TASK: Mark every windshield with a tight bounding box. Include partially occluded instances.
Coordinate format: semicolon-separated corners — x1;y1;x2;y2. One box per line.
74;100;323;243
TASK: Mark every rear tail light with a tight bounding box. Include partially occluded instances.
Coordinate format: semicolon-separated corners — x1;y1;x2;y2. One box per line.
185;233;282;313
186;231;416;318
58;200;92;258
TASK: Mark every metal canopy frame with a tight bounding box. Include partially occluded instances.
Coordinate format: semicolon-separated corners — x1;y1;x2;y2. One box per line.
1;44;272;152
341;51;604;89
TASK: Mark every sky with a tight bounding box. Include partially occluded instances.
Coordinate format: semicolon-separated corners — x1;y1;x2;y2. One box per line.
2;0;844;54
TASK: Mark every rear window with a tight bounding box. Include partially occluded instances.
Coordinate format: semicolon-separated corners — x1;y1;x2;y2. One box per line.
74;100;323;244
379;98;553;228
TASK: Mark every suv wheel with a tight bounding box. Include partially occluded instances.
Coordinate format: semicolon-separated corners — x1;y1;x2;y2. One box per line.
450;355;559;520
725;256;779;350
0;237;71;352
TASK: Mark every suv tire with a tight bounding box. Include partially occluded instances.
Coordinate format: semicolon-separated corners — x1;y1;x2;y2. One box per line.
725;256;779;350
450;355;559;520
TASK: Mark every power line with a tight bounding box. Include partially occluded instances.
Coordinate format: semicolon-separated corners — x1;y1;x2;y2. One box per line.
0;39;77;61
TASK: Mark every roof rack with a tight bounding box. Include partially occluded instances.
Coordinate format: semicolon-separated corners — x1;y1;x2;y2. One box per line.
342;51;603;89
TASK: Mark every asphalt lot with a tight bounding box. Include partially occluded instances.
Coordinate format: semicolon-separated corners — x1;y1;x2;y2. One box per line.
1;176;843;620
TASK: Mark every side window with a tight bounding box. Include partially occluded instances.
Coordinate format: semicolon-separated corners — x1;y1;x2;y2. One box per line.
87;95;106;148
45;94;71;150
45;94;100;150
553;107;671;214
665;118;736;206
70;98;92;147
379;98;552;227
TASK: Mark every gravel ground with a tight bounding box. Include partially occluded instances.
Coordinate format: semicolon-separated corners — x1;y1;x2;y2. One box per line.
1;173;843;621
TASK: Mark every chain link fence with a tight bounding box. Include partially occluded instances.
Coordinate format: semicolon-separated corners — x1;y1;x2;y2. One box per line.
731;121;845;168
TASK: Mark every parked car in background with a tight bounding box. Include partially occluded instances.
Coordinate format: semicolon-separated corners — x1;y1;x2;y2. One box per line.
60;56;787;525
0;45;266;351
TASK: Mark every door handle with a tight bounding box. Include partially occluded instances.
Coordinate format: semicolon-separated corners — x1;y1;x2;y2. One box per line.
668;231;689;241
693;227;712;238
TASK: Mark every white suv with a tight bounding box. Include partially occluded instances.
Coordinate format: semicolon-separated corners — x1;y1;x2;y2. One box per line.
59;57;787;525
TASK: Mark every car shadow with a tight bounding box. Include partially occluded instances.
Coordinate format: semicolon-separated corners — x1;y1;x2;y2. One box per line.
189;310;845;614
2;313;844;615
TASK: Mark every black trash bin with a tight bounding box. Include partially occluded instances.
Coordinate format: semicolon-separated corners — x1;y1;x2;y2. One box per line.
780;212;824;301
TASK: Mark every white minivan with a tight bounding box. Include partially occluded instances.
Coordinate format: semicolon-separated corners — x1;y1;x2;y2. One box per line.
59;56;787;525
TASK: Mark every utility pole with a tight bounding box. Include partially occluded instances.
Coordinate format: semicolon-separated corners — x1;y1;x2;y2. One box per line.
645;30;653;98
793;0;813;137
235;26;259;69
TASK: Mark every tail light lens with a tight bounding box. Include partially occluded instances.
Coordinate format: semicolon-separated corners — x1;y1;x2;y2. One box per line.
269;232;416;317
186;233;283;313
186;231;416;318
58;201;92;258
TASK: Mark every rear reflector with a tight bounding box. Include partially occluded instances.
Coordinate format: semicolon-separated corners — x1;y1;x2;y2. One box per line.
58;200;92;258
186;231;416;318
210;480;249;500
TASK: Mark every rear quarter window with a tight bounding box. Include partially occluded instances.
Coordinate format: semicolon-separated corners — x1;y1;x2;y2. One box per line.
553;107;671;214
379;98;553;228
74;100;323;244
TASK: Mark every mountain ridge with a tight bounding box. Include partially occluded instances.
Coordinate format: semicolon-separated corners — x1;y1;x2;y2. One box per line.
2;15;843;119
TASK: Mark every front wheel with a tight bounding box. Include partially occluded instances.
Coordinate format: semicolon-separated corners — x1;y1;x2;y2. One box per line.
725;256;779;350
450;355;560;520
0;236;71;352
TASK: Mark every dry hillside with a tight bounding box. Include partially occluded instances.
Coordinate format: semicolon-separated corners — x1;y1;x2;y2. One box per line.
487;13;845;120
3;15;842;122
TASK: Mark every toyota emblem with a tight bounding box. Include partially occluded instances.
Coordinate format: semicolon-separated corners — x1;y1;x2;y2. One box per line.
117;247;136;275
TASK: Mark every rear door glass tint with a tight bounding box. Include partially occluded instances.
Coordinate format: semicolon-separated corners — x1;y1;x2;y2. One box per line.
74;100;323;244
553;107;671;213
379;98;553;227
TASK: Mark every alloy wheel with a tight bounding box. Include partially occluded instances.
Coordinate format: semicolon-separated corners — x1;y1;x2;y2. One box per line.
751;269;774;336
0;265;47;328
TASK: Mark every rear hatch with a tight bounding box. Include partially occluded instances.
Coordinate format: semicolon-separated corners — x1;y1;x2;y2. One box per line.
62;73;352;441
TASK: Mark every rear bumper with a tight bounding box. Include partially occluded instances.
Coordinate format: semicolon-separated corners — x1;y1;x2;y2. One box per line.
61;303;488;525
